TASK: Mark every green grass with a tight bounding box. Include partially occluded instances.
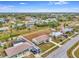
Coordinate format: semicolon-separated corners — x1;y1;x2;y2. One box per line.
38;42;55;52
52;37;65;43
61;34;77;45
42;46;59;57
0;26;50;41
0;34;10;41
67;41;79;58
74;47;79;58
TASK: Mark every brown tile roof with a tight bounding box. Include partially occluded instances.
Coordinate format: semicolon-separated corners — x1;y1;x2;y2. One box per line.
23;29;50;41
5;42;31;57
32;35;49;41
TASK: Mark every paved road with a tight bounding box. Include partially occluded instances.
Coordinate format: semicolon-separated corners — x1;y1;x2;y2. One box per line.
46;35;79;58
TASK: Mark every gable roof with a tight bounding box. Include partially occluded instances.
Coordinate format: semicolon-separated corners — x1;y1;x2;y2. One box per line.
5;42;32;57
52;32;63;37
32;35;49;41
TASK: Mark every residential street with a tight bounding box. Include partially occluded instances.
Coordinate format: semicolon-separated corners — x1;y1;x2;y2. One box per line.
46;35;79;58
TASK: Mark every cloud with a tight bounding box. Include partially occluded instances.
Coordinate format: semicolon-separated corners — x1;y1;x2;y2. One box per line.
54;1;68;5
48;1;54;5
0;5;15;12
49;1;68;5
19;2;27;5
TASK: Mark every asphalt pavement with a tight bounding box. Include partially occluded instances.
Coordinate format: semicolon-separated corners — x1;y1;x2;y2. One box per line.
46;35;79;58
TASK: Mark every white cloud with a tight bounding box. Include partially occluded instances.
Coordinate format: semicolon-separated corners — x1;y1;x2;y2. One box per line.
0;5;16;12
54;1;68;5
19;2;27;5
49;1;68;5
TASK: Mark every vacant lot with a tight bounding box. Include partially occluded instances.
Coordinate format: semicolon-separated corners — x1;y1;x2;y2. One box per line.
0;27;50;41
23;28;51;41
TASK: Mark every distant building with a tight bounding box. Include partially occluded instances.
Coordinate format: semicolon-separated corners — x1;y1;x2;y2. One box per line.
25;22;34;28
46;18;57;22
60;23;73;33
62;27;73;33
0;18;6;23
12;23;25;29
25;16;32;21
0;27;9;32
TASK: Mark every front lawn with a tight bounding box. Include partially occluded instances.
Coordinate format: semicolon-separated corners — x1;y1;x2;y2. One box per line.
38;42;55;52
52;36;65;43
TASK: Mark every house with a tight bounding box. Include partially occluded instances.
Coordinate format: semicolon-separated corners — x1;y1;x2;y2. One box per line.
4;36;41;57
32;35;49;45
25;16;32;21
23;30;50;45
61;27;73;33
35;19;43;25
25;22;34;29
12;23;25;29
60;23;73;33
0;18;6;23
12;17;17;22
0;27;9;32
46;18;57;22
13;37;26;46
51;32;63;38
5;42;32;57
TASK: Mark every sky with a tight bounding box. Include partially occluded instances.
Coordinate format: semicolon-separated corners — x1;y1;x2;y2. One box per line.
0;1;79;13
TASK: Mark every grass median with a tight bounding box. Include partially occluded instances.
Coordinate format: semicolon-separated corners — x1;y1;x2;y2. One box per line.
67;41;79;58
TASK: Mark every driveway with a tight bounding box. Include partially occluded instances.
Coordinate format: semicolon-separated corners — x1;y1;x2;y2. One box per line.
46;35;79;58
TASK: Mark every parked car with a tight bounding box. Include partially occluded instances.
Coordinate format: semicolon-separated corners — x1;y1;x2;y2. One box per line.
30;47;40;54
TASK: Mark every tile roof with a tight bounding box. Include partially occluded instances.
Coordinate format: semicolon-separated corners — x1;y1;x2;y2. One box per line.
32;35;49;42
5;42;32;57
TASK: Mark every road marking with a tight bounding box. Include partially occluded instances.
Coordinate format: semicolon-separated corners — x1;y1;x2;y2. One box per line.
72;45;79;58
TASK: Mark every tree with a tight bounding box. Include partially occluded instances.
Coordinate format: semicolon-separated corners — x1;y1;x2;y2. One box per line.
0;22;3;27
48;20;59;28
